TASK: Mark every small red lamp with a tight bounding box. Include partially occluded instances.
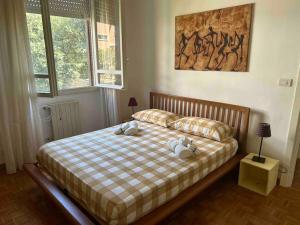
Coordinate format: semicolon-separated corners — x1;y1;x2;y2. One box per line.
128;97;138;114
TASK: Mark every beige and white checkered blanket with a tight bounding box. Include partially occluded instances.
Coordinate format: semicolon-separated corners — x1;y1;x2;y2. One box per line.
37;121;238;225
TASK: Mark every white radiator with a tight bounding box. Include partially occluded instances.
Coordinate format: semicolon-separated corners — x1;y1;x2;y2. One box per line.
48;100;81;140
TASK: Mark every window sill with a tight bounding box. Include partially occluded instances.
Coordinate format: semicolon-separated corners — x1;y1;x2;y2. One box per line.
58;86;99;96
37;85;128;98
96;84;125;90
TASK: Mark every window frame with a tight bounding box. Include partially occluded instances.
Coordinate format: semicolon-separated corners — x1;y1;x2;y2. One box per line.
27;0;125;97
97;34;108;41
91;0;125;89
28;0;94;97
34;74;52;97
38;0;58;97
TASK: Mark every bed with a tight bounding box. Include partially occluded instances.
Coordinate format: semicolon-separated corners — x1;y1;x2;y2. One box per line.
24;92;250;225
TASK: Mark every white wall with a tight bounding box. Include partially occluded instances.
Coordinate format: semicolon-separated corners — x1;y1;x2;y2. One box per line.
151;0;300;166
118;0;155;122
283;67;300;185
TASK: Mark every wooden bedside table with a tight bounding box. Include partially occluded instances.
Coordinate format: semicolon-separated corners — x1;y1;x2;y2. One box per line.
238;153;279;196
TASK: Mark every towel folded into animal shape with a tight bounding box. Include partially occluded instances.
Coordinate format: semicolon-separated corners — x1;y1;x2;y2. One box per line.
179;136;197;152
167;136;197;159
114;121;139;136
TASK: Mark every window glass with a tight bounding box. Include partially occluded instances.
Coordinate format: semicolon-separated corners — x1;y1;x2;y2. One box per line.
26;13;48;75
26;0;124;94
35;78;51;93
95;0;123;87
50;16;90;90
97;73;122;86
26;0;91;95
26;5;50;94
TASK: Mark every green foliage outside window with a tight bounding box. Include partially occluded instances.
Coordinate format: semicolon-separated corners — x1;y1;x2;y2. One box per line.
26;13;90;92
26;13;48;75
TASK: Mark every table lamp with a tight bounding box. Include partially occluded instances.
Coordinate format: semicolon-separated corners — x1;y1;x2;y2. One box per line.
252;123;271;163
128;97;138;114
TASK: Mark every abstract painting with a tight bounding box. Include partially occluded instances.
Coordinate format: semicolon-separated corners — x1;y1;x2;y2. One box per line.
175;4;253;72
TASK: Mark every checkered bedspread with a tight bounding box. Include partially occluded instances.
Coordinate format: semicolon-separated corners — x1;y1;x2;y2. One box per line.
37;121;238;225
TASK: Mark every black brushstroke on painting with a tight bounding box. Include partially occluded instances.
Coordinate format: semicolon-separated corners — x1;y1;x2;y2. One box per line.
176;26;245;71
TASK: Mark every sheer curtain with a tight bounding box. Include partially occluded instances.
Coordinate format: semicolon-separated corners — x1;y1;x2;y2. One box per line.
0;0;43;174
99;88;120;127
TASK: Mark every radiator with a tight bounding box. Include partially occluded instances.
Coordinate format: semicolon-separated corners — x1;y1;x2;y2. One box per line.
47;100;81;140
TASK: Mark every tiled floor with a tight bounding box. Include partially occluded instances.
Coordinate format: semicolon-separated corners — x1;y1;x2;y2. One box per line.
0;161;299;225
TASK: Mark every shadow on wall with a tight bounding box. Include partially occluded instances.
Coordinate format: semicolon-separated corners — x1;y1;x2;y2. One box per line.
247;109;266;154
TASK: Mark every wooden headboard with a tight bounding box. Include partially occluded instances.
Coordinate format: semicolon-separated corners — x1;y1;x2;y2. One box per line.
150;92;250;152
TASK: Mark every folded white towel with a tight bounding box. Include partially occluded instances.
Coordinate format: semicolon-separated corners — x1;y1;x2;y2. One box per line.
175;144;194;159
187;143;197;153
114;121;139;136
122;122;130;131
179;136;197;152
114;127;123;135
167;136;197;159
124;121;138;136
114;122;129;135
179;136;192;147
167;139;179;152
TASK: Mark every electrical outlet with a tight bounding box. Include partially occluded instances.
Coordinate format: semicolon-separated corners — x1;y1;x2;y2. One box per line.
279;78;293;87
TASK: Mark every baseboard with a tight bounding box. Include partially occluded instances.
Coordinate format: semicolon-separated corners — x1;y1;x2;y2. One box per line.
280;171;293;187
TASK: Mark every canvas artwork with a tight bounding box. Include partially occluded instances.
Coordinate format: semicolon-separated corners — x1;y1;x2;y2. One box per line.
175;4;253;72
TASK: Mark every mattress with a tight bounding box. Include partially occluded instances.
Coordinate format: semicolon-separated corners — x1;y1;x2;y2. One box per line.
37;121;238;225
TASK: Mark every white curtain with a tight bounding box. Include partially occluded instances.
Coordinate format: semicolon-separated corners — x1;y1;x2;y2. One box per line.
99;88;120;127
0;0;43;174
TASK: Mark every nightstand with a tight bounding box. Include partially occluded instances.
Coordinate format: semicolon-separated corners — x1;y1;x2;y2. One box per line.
238;153;279;196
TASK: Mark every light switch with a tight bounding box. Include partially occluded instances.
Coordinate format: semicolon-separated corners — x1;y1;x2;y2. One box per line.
279;78;293;87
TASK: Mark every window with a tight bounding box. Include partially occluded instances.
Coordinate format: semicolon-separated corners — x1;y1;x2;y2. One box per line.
26;0;124;96
94;0;124;88
51;16;90;90
98;34;108;41
26;6;51;94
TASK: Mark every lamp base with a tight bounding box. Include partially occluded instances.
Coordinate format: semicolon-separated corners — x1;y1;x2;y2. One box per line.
252;155;266;163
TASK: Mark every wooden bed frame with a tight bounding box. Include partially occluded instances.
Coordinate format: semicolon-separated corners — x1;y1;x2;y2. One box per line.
24;92;250;225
